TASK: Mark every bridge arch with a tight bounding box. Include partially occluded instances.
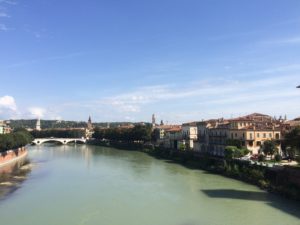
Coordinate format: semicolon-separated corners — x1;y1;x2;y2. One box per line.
65;139;86;144
32;138;87;145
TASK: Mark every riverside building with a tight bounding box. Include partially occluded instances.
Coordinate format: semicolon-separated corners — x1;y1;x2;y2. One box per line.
160;113;283;156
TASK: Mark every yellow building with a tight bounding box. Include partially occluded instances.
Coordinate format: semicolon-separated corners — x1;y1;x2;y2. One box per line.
196;113;282;156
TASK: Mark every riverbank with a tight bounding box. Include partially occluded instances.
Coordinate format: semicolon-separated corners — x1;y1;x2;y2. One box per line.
88;140;300;201
0;147;28;168
0;154;32;200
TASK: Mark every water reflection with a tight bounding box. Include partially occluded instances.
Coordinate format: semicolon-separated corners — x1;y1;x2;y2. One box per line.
0;157;32;200
1;145;299;225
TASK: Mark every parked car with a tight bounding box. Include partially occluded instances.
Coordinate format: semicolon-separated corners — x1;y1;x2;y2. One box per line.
250;154;259;160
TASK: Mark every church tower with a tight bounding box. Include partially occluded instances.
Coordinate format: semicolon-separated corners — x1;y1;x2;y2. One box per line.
87;116;93;130
152;114;156;128
36;118;41;131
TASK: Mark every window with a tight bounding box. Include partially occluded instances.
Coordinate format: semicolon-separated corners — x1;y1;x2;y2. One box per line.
250;133;253;139
275;133;280;139
231;133;233;139
242;133;245;138
263;133;266;138
269;133;272;138
235;133;237;137
257;133;260;138
256;141;261;146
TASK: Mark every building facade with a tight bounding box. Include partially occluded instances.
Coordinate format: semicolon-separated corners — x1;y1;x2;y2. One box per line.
196;113;282;156
0;120;11;134
181;122;198;149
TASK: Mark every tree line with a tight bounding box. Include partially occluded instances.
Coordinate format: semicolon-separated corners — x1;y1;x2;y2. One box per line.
9;119;149;130
93;125;152;143
0;129;33;153
31;129;86;139
9;120;88;130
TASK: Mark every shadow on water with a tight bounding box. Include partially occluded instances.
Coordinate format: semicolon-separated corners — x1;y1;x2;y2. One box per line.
202;189;300;219
0;157;32;201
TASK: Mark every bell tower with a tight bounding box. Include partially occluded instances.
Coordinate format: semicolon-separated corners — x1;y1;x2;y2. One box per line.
36;118;41;131
152;114;156;128
87;116;93;130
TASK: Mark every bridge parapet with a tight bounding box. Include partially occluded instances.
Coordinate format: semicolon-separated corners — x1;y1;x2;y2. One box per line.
32;138;87;145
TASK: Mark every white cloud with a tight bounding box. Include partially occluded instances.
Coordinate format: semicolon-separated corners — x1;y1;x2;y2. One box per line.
87;71;300;123
27;107;46;118
0;95;17;111
0;0;17;5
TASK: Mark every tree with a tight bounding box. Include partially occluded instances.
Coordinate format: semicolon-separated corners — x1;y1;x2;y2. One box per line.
284;127;300;161
224;146;250;160
258;154;265;162
0;130;33;152
226;139;242;149
261;140;278;159
274;154;282;162
179;143;186;151
93;127;106;140
224;146;238;160
92;124;152;143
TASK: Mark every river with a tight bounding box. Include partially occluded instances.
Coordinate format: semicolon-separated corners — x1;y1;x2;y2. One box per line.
0;144;299;225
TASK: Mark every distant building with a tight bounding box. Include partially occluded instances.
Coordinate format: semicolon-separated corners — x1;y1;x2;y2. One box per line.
0;120;11;134
181;122;198;149
153;125;181;145
282;117;300;135
163;126;182;149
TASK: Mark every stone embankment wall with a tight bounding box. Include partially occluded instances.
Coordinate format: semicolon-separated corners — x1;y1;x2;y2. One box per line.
0;147;27;166
268;166;300;187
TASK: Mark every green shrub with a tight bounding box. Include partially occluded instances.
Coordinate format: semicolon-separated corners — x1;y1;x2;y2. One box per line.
274;154;282;162
258;154;265;162
224;146;238;159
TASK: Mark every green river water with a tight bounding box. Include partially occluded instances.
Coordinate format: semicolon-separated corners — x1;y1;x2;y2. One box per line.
0;144;299;225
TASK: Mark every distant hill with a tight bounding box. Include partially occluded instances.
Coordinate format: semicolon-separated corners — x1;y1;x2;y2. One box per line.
9;120;150;130
9;120;88;129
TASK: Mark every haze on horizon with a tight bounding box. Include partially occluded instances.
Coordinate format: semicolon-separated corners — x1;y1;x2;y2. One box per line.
0;0;300;123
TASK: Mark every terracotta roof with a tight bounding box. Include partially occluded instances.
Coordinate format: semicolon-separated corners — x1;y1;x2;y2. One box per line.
182;122;198;126
155;125;181;129
228;117;253;122
285;120;300;127
228;113;273;122
166;127;182;132
246;113;270;117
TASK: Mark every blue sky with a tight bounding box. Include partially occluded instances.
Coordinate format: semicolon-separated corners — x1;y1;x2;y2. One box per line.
0;0;300;123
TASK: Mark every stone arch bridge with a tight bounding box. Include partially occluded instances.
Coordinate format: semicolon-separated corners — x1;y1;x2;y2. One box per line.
32;138;87;145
